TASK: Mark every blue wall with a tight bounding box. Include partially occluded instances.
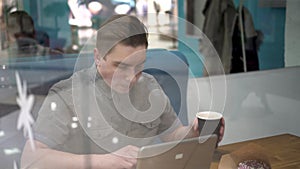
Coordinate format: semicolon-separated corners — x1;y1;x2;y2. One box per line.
177;0;286;77
234;0;286;70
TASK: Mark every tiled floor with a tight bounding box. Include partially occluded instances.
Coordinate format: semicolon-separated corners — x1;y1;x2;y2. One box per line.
147;24;178;50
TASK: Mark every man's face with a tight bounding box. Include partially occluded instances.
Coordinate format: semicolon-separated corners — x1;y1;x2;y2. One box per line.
95;43;146;93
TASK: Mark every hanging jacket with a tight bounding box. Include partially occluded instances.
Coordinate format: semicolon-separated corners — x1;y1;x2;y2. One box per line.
202;0;237;74
231;6;260;73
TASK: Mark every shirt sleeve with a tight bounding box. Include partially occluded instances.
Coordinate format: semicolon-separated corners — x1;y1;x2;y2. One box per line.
158;96;182;135
33;88;73;148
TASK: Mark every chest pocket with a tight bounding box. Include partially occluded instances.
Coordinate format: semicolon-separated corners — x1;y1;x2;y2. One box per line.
141;118;161;129
87;120;114;143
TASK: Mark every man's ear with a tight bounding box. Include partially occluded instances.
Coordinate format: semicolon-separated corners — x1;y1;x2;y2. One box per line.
94;48;101;65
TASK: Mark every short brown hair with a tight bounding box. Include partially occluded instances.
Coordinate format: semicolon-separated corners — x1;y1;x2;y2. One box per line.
7;11;35;38
96;15;148;58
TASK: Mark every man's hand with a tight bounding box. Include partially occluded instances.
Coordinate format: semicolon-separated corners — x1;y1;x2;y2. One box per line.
192;117;225;143
22;140;140;169
95;145;139;169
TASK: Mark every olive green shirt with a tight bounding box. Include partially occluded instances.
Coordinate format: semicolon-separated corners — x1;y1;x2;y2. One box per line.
33;66;179;154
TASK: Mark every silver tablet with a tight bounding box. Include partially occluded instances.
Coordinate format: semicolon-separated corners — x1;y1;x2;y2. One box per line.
136;134;218;169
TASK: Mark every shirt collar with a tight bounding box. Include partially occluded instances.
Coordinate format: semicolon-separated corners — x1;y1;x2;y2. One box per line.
91;65;115;99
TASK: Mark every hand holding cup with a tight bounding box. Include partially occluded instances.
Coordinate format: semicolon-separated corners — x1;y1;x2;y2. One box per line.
195;111;224;144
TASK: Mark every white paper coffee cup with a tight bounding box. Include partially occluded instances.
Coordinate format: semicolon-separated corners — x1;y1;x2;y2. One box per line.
196;111;222;138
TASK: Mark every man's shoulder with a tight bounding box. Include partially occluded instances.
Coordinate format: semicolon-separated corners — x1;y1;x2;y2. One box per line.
140;72;157;83
51;67;93;93
135;72;162;92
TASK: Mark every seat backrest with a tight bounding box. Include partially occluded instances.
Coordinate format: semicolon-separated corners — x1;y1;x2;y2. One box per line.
144;49;189;125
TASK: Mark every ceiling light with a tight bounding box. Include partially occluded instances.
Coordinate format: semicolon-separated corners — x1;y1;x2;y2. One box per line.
88;1;103;15
114;4;131;14
0;130;5;137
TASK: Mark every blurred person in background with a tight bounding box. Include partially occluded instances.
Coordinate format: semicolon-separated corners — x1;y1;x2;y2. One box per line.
6;10;62;58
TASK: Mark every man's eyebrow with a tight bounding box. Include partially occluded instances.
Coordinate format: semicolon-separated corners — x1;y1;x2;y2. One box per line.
114;61;131;67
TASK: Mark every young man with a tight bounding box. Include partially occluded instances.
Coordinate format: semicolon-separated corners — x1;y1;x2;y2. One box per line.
21;15;224;169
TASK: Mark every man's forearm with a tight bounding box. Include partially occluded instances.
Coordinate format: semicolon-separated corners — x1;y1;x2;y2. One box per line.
21;140;102;169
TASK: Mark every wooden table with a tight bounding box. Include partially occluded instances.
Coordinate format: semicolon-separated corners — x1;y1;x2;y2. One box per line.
210;134;300;169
